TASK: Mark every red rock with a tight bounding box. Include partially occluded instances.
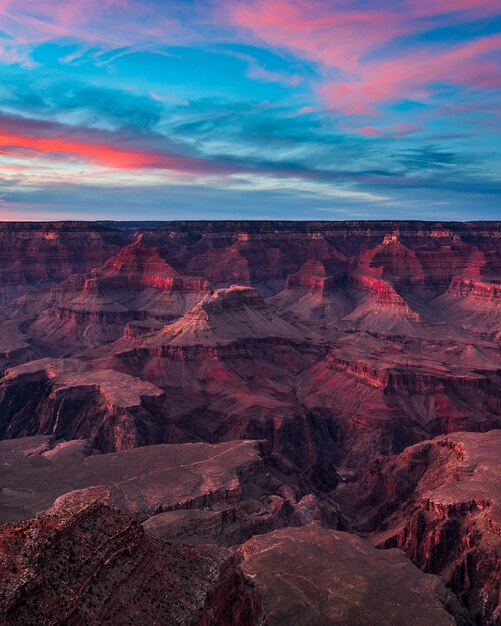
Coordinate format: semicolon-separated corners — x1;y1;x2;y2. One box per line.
0;320;37;374
269;260;352;323
336;430;501;625
0;222;125;305
0;358;164;451
430;277;501;334
362;231;427;286
22;235;210;347
447;277;501;301
0;220;500;623
299;332;501;467
143;284;310;346
187;246;251;285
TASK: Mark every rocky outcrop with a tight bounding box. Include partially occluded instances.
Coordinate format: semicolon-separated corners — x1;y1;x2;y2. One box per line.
268;260;352;323
364;231;427;286
146;219;500;290
203;285;264;313
0;488;261;625
142;284;311;346
0;222;499;471
427;277;501;335
0;321;36;375
0;359;164;451
187;245;251;285
240;524;469;625
447;278;501;302
341;272;422;334
349;273;416;310
336;431;501;625
300;340;501;468
286;259;328;290
111;287;338;478
0;436;340;543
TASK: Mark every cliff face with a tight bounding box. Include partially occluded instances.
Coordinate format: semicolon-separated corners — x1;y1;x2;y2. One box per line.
1;222;500;469
0;359;165;451
447;277;501;301
336;431;501;625
0;486;471;626
24;236;211;347
0;222;126;305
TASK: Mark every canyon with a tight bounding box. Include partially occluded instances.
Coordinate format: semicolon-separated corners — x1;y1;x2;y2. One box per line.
0;220;499;625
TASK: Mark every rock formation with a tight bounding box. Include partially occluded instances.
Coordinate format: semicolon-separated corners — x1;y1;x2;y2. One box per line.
0;222;126;305
0;435;340;543
27;235;210;346
240;525;469;625
0;358;164;451
336;431;501;624
0;488;261;625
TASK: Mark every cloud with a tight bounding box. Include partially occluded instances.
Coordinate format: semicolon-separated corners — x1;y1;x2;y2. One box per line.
0;113;244;176
224;0;501;112
0;1;499;219
320;33;501;113
2;172;499;222
221;49;303;87
0;73;164;130
0;1;181;49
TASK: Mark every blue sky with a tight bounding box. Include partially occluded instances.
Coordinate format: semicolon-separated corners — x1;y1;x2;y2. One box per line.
0;0;500;220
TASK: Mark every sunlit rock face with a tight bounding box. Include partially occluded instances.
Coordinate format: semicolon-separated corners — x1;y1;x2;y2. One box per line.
0;220;499;625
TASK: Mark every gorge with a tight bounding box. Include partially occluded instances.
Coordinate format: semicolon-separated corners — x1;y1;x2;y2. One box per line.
0;220;499;625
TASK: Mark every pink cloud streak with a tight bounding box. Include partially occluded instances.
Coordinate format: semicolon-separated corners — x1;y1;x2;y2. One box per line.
0;116;240;176
1;1;499;116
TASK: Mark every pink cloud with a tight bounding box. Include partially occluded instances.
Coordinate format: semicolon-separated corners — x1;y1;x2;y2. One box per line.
342;123;421;138
356;126;379;137
2;0;500;115
296;106;316;115
0;115;353;183
225;0;501;113
321;33;501;113
407;0;500;19
228;1;404;72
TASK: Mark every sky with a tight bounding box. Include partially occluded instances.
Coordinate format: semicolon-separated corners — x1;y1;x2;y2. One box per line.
0;0;500;221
